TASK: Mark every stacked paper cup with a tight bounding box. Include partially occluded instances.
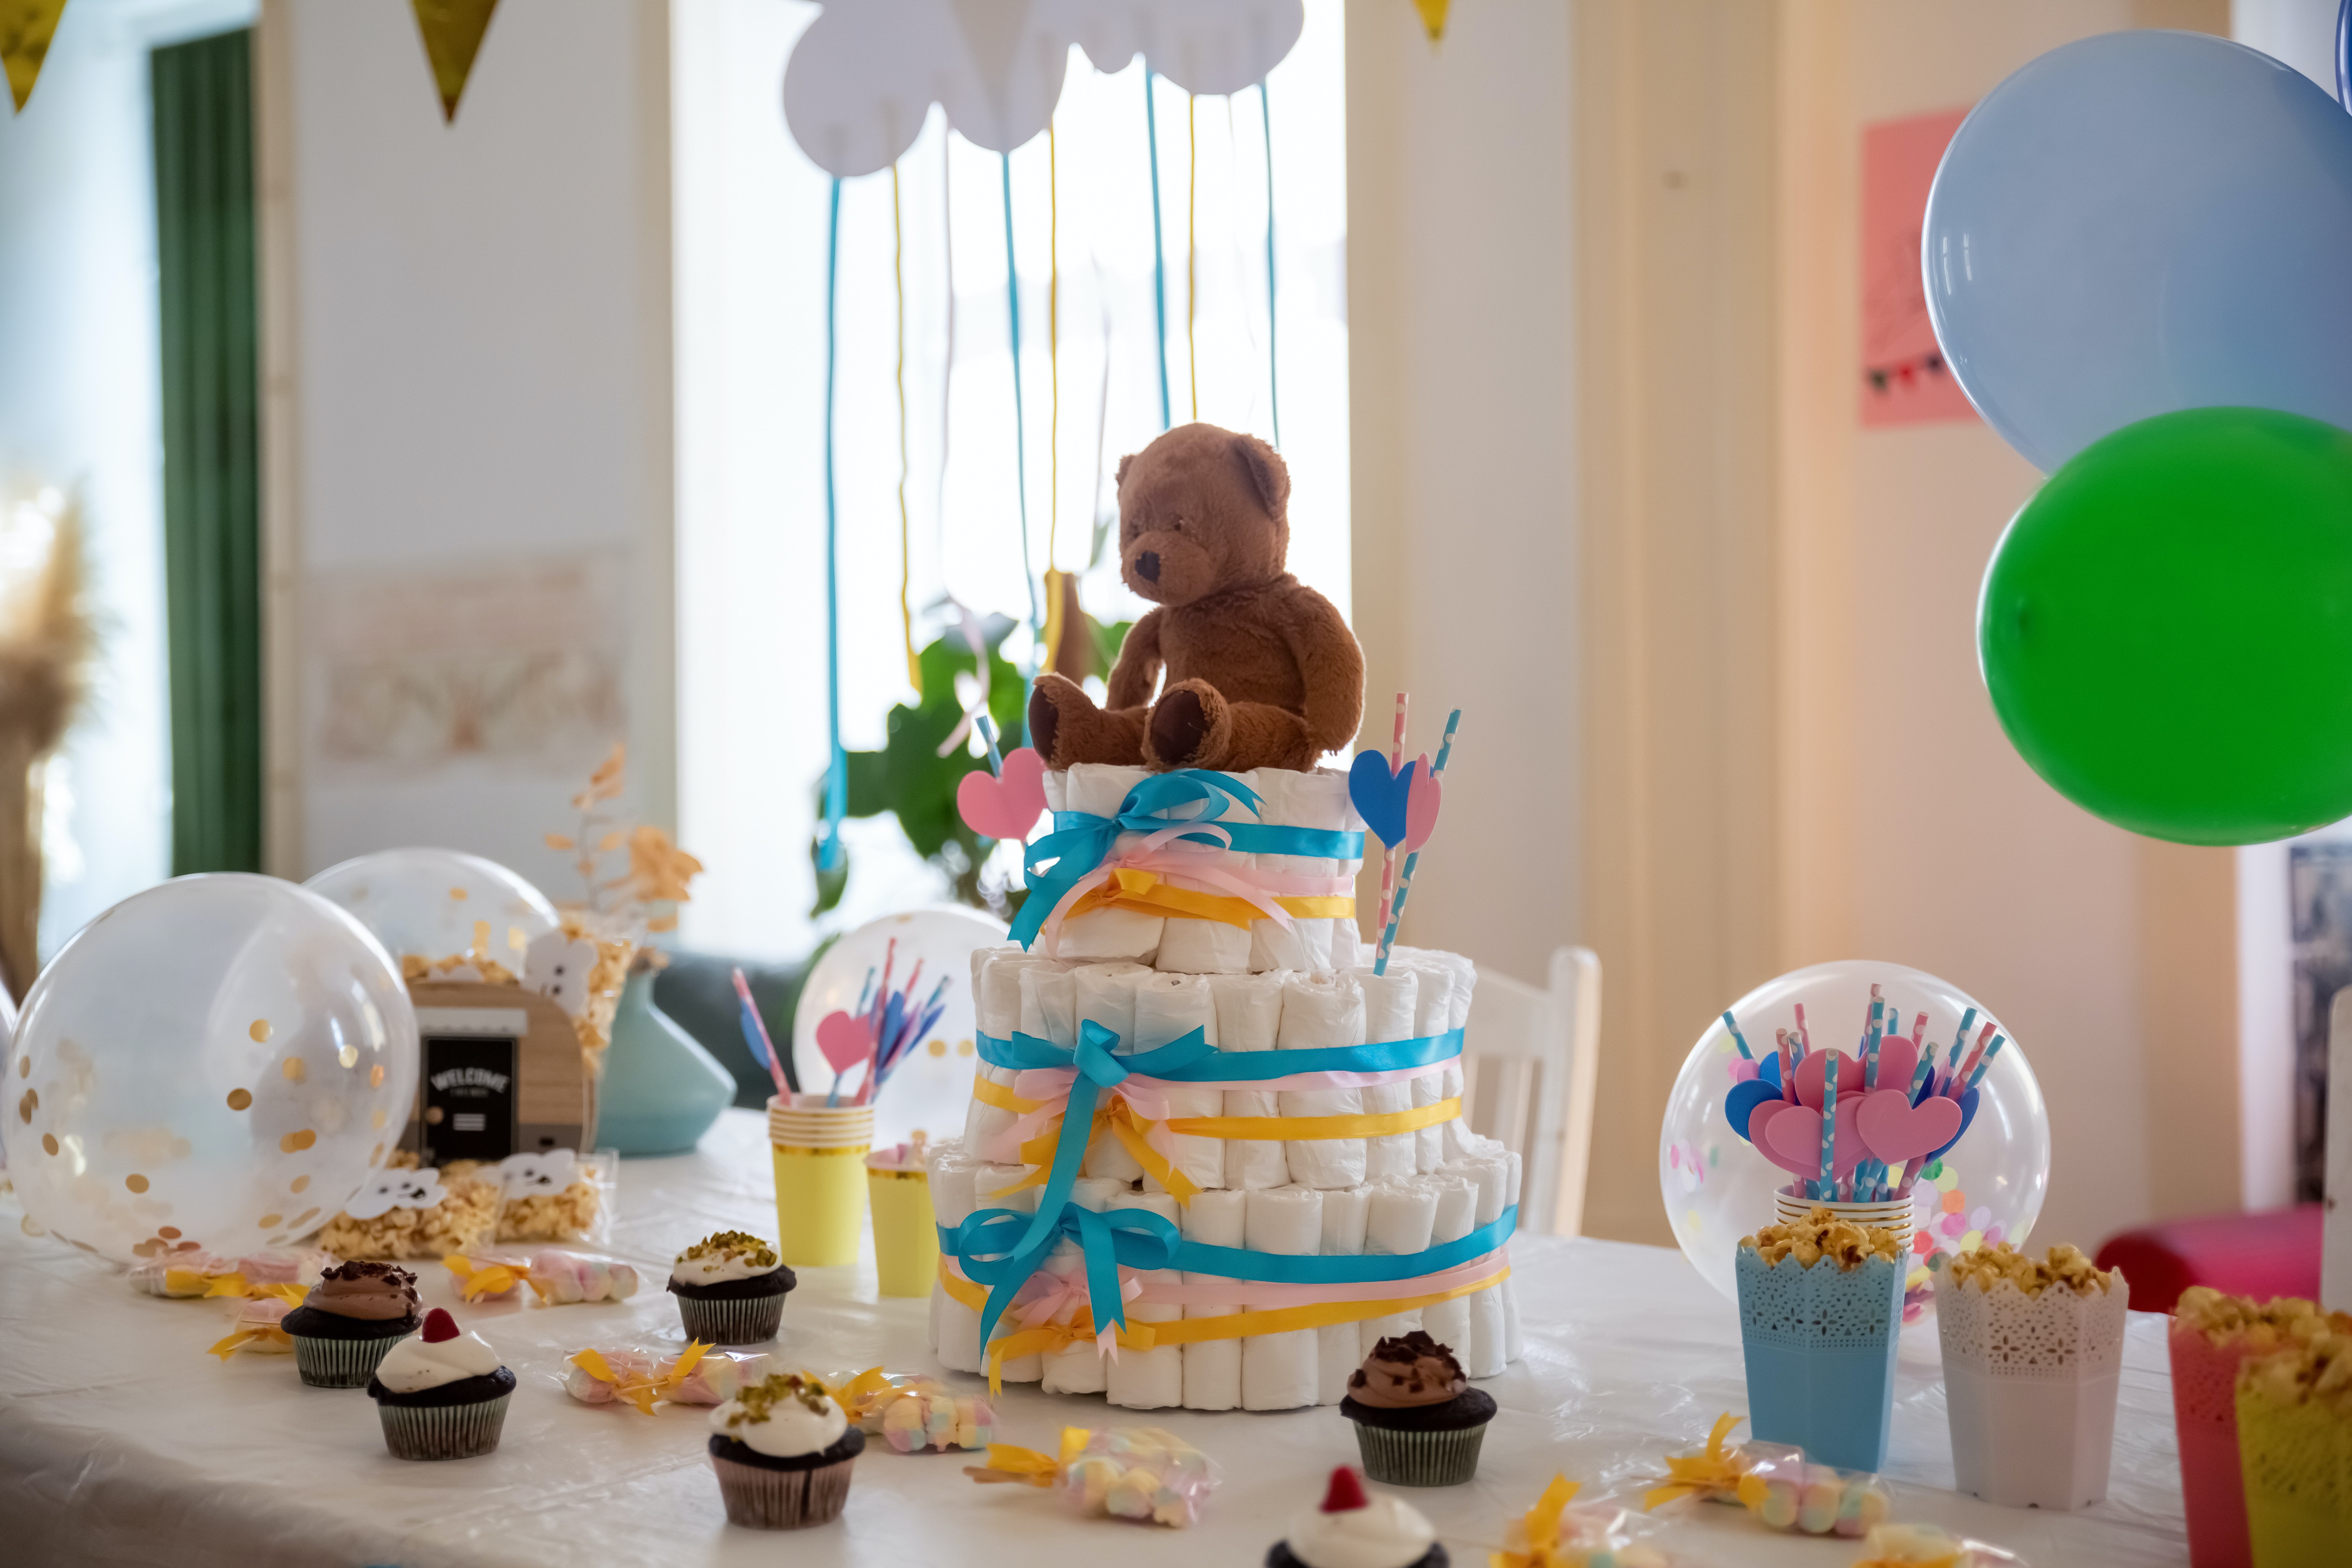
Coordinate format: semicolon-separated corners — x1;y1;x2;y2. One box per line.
768;1094;875;1267
1773;1191;1915;1258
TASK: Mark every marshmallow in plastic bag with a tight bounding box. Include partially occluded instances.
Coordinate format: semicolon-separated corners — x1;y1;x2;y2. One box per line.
561;1343;772;1411
1852;1523;2027;1566
1733;1446;1892;1537
966;1425;1218;1527
825;1367;999;1453
1499;1474;1682;1567
129;1249;329;1298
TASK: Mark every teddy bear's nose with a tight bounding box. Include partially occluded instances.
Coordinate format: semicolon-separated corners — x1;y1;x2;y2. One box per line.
1135;550;1161;582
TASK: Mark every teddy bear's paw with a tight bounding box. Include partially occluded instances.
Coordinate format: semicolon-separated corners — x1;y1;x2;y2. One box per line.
1032;674;1150;768
1146;680;1232;771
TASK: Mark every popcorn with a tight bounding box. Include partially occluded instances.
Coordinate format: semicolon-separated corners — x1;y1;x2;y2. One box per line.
316;1152;499;1260
2240;1331;2352;1417
444;1154;607;1244
1739;1206;1903;1271
1946;1241;2116;1298
2174;1287;2352;1350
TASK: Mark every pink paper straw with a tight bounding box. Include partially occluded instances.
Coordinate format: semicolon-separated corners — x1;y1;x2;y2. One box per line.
1375;692;1408;933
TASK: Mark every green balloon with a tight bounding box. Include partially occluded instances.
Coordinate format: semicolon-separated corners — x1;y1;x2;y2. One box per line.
1980;406;2352;846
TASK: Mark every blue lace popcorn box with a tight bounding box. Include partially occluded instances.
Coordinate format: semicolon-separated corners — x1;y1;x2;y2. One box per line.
1735;1247;1903;1472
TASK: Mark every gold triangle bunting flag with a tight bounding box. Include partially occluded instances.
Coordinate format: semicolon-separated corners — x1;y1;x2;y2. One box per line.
2;0;69;114
411;0;499;123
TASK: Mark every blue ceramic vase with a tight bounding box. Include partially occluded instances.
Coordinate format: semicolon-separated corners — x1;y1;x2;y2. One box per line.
595;970;735;1156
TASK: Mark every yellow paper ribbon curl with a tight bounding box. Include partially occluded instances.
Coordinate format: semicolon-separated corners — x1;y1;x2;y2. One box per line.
1494;1474;1585;1568
206;1324;294;1360
445;1254;529;1302
939;1256;1512;1396
1853;1555;1964;1568
964;1425;1090;1487
569;1341;714;1415
812;1365;895;1421
1642;1412;1749;1510
1061;867;1352;931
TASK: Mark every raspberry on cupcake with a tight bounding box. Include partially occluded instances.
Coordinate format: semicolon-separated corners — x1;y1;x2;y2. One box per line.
1268;1467;1448;1567
366;1308;514;1460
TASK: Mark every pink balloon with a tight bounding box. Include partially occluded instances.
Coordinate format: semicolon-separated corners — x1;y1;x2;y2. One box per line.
956;746;1047;842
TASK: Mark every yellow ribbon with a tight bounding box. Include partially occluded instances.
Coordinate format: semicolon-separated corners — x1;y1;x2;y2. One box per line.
570;1341;714;1414
965;1426;1090;1487
165;1269;252;1299
1642;1412;1749;1510
1852;1556;1964;1568
206;1325;294;1360
1009;1097;1202;1205
1492;1474;1584;1568
813;1365;895;1421
445;1255;528;1302
253;1282;308;1307
939;1256;1512;1396
1062;868;1352;931
1165;1098;1461;1142
971;1074;1046;1116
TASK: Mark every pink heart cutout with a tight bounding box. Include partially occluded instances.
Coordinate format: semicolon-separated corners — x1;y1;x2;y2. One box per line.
1855;1087;1962;1165
814;1009;871;1076
1745;1101;1810;1176
1763;1097;1865;1179
1403;757;1443;852
957;746;1048;842
1868;1039;1921;1098
1793;1049;1864;1111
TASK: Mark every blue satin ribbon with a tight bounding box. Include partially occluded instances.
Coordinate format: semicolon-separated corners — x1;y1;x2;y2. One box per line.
972;1018;1215;1349
942;1203;1522;1347
976;1026;1464;1082
1011;769;1368;948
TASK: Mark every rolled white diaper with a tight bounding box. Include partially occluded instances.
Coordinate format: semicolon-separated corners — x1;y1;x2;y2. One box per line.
1359;1177;1438;1358
1054;766;1163;962
1105;1189;1185;1410
1278;972;1368;1189
1355;967;1420;1183
1132;971;1224;1194
1317;1187;1370;1404
1179;1188;1246;1410
1418;1174;1478;1357
1038;1174;1126;1394
1209;969;1289;1189
1074;963;1150;1182
1242;1184;1322;1410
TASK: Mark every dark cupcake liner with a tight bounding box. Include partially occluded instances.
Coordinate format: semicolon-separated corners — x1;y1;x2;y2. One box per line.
710;1450;855;1528
1349;1418;1488;1487
377;1393;510;1460
292;1330;409;1390
676;1292;785;1346
1268;1544;1448;1568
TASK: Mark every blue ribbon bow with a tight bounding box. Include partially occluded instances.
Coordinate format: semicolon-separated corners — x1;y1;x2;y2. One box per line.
1010;769;1367;948
978;1025;1464;1082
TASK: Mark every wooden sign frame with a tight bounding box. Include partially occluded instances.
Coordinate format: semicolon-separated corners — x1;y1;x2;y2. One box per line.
404;980;596;1162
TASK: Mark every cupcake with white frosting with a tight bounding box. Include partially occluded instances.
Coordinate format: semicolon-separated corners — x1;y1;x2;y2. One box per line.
708;1372;864;1528
668;1230;795;1345
1268;1468;1448;1568
365;1308;515;1459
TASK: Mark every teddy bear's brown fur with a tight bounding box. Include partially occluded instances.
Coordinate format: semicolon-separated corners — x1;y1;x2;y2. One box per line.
1029;422;1364;774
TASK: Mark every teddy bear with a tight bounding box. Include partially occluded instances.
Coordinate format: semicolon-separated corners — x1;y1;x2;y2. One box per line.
1029;422;1364;774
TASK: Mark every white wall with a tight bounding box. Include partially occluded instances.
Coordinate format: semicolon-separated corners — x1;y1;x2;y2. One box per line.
0;0;254;965
265;0;675;904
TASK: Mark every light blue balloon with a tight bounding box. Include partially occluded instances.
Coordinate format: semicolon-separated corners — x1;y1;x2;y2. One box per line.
1924;31;2352;474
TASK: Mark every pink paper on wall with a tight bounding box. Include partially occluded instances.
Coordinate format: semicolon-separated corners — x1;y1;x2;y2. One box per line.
1861;108;1976;428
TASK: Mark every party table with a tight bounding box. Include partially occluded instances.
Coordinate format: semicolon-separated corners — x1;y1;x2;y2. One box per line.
0;1110;2190;1567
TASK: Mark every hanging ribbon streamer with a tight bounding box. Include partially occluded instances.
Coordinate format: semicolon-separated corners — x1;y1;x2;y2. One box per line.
1000;152;1041;741
1187;91;1199;422
937;132;956;592
410;0;502;123
820;176;846;871
1039;123;1067;674
1259;79;1281;448
1144;69;1172;431
1414;0;1450;46
892;163;920;696
2;0;67;114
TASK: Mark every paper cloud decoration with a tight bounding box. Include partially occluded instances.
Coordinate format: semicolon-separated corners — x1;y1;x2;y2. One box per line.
784;0;1306;177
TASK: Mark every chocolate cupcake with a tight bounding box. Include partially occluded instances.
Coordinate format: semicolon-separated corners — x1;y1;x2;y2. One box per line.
667;1231;795;1345
1338;1332;1496;1487
1268;1468;1448;1568
708;1372;864;1528
366;1308;514;1460
282;1261;422;1389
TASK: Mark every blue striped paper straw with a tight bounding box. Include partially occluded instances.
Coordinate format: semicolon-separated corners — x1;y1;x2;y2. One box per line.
1863;991;1884;1089
1964;1033;2008;1093
1721;1010;1754;1060
1943;1006;1977;1090
1818;1051;1840;1200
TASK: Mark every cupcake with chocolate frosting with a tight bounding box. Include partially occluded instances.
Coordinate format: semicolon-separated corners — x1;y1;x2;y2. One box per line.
366;1307;515;1459
1338;1331;1496;1487
282;1260;422;1388
707;1371;864;1528
1268;1467;1448;1567
667;1231;795;1345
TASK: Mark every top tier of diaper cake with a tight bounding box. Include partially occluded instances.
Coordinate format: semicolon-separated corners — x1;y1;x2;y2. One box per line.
1011;764;1368;976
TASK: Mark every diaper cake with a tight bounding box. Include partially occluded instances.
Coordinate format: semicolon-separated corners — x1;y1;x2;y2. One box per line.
924;422;1518;1411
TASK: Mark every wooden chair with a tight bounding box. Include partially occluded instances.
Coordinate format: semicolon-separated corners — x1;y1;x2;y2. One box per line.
1459;946;1603;1237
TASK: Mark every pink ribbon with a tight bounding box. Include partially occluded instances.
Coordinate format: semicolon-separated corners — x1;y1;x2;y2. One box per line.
949;1246;1512;1314
982;1059;1453;1164
1034;820;1352;956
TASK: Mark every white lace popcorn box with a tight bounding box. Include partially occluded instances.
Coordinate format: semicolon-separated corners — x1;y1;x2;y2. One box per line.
1937;1270;2127;1510
1736;1249;1903;1473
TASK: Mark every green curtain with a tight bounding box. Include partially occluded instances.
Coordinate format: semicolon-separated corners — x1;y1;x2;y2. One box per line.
152;29;262;875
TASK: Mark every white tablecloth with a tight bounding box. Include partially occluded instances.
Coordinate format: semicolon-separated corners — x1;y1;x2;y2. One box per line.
0;1109;2189;1567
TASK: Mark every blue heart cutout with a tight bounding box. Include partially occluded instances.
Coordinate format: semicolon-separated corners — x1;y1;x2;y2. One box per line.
1349;750;1418;848
1928;1088;1980;1161
1725;1078;1784;1143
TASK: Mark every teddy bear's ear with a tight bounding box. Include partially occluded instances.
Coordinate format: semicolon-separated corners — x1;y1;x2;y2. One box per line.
1115;452;1136;489
1234;433;1291;520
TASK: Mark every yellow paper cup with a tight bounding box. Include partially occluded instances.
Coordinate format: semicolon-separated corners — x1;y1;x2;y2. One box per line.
768;1095;873;1268
866;1154;939;1298
2238;1381;2352;1567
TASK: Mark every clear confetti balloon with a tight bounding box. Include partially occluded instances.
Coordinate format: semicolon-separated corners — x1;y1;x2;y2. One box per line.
791;907;1007;1151
4;874;419;1264
1658;960;2050;1317
305;847;559;973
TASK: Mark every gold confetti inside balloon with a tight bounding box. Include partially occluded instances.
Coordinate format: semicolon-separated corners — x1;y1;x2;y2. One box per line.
3;874;418;1264
305;847;558;979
